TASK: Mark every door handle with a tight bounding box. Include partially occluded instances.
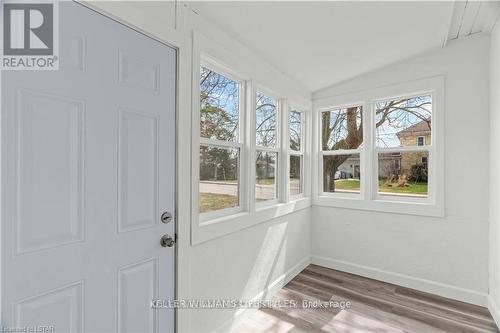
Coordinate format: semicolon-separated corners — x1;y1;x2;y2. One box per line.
160;234;175;247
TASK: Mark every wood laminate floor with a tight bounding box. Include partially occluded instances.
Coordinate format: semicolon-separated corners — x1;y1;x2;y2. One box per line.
232;265;499;333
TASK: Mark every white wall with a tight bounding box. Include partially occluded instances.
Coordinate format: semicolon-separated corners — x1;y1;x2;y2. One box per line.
312;35;490;306
189;209;310;333
85;2;312;332
489;18;500;326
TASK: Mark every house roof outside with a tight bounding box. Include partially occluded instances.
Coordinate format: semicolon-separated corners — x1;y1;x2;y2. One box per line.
397;119;431;137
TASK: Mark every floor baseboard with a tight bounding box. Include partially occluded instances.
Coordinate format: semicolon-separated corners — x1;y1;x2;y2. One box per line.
488;295;500;330
213;256;311;333
311;255;487;307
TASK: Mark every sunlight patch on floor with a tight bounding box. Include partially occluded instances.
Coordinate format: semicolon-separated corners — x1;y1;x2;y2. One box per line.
324;309;406;333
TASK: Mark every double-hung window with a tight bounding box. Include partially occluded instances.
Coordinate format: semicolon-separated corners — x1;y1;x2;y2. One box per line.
199;65;242;216
315;77;443;216
375;94;432;198
320;105;363;195
289;109;304;197
193;42;311;241
255;92;279;203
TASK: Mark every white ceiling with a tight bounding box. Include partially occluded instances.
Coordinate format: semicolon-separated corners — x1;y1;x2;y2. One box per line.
188;1;456;92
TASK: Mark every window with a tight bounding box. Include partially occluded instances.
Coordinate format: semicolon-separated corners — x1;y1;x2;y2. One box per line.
421;156;428;168
255;92;278;202
199;66;241;214
289;110;304;197
320;106;363;194
375;95;431;197
315;77;443;217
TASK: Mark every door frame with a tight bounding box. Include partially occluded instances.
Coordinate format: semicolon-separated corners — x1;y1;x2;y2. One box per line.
0;1;192;331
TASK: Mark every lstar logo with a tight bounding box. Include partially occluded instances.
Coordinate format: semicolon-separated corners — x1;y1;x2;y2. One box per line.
1;1;59;70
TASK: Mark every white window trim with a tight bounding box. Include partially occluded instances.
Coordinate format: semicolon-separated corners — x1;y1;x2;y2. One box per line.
417;136;425;146
289;106;306;200
191;32;311;245
312;76;445;217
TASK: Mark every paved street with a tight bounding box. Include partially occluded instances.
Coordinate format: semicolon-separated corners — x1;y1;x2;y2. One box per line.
200;180;300;200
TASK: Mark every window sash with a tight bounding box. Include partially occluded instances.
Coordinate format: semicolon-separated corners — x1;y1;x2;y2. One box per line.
289;110;303;153
198;143;243;220
255;91;279;149
255;149;279;204
374;146;433;202
319;152;363;198
199;64;243;144
320;105;364;152
289;154;304;197
373;94;433;149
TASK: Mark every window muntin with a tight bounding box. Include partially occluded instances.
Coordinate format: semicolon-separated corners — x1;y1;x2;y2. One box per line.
200;66;239;142
375;95;431;148
255;92;277;148
321;106;363;151
375;94;432;198
255;151;277;202
199;146;240;213
199;65;242;214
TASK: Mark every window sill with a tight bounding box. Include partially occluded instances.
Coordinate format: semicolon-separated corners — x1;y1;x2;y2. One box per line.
191;197;311;245
313;196;444;217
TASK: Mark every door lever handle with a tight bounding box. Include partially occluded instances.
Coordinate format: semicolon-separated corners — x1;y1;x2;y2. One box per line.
160;234;175;248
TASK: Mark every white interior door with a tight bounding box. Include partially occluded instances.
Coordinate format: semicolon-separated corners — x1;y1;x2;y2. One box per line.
1;2;176;332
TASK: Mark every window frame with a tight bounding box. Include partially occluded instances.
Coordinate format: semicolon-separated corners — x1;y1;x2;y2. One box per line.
313;76;444;217
197;58;248;222
417;136;425;146
289;107;305;199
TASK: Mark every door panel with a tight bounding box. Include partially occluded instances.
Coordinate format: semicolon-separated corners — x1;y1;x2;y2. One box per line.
1;2;176;332
15;90;85;254
118;109;159;233
118;258;158;332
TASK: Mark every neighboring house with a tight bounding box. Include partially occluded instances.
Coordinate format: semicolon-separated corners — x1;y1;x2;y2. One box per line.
396;119;431;176
337;119;430;179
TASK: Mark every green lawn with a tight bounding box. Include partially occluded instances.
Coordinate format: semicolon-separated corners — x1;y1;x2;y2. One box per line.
256;178;275;185
199;193;238;213
334;179;361;191
335;179;428;195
